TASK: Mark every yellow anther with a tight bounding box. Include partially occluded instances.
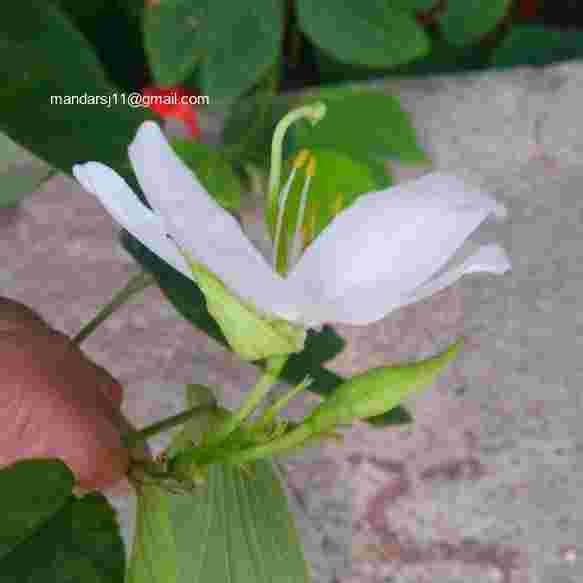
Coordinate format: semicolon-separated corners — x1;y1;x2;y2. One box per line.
268;102;326;211
306;155;317;178
293;149;310;170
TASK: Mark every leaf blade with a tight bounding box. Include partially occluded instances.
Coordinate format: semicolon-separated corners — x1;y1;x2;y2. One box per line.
0;1;151;182
292;89;427;164
297;1;429;68
491;26;583;68
0;461;124;583
439;0;509;46
171;140;242;211
163;461;310;583
0;460;74;561
144;0;283;99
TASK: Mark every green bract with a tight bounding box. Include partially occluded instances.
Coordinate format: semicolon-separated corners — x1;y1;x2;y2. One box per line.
185;256;306;361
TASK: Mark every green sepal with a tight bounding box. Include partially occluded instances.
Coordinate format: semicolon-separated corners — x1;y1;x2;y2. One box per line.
184;257;306;361
306;337;464;432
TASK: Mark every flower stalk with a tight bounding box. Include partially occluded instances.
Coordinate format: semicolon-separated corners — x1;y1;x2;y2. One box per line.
203;354;289;447
73;270;155;345
248;375;313;435
123;403;217;448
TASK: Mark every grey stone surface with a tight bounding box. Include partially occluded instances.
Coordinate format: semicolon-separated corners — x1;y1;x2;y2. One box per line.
337;63;583;583
1;60;583;582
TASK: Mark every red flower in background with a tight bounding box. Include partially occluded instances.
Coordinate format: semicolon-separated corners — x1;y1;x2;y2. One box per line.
142;85;201;139
517;0;538;20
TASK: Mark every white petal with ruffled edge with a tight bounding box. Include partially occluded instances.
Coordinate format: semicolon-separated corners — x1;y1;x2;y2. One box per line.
126;121;303;321
402;243;511;305
72;162;192;280
303;243;511;325
287;173;508;324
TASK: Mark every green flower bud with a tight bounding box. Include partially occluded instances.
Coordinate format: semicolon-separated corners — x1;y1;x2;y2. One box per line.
304;337;464;433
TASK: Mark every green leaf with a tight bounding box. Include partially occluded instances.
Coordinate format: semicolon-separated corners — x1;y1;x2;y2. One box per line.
0;133;52;207
297;1;429;68
171;140;242;210
127;486;178;583
391;0;438;11
359;156;393;190
390;37;489;76
0;460;125;583
439;0;508;46
367;404;413;426
222;93;292;168
1;493;125;583
292;89;427;164
266;149;378;272
130;459;309;583
144;0;283;99
0;1;151;182
0;164;53;208
143;0;205;87
0;460;74;561
491;26;583;68
51;0;147;91
131;387;309;583
0;131;29;171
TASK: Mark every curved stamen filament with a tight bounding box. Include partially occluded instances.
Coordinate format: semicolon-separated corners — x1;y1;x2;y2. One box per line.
272;150;310;272
267;102;326;211
289;155;316;268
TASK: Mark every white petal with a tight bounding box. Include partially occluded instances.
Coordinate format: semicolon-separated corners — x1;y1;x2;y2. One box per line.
306;243;511;326
288;172;506;313
72;162;192;280
402;243;511;305
127;122;301;320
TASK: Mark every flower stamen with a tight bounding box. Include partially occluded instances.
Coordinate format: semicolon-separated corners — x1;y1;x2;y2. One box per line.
267;102;326;211
272;149;310;272
289;154;317;268
267;103;326;274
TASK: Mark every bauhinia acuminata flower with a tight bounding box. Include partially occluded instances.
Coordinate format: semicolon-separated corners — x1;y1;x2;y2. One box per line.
72;103;511;361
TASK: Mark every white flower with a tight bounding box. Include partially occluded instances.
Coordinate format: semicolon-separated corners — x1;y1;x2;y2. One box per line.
73;121;510;329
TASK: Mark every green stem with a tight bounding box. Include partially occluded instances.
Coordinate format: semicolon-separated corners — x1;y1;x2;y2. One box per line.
72;270;155;345
205;354;288;446
124;404;217;448
249;375;313;434
221;422;314;465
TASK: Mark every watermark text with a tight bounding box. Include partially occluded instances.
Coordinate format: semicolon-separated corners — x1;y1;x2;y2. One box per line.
50;92;210;109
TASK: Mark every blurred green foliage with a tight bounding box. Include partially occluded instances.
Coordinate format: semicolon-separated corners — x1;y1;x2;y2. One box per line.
0;460;124;583
1;1;581;206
